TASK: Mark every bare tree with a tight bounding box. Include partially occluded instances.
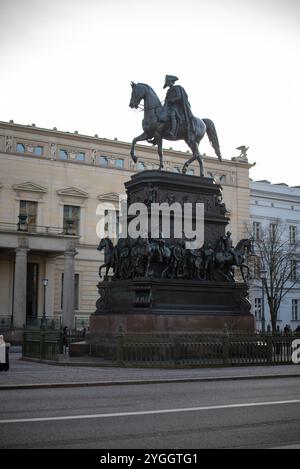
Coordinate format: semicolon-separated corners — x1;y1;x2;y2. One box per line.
248;222;300;333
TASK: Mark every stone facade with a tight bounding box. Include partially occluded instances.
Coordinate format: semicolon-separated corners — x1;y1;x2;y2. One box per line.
0;121;252;329
250;180;300;332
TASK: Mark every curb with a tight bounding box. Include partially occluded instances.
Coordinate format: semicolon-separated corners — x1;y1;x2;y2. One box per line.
1;372;300;391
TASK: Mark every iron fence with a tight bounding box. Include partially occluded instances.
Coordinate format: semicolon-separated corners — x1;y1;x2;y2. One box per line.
25;316;62;330
114;332;300;368
22;329;300;367
22;330;63;361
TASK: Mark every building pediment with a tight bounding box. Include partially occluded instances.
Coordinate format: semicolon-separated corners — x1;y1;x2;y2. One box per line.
98;192;120;202
12;182;47;193
57;187;89;198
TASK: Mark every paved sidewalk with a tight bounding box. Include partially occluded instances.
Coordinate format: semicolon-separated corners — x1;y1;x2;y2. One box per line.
0;349;299;390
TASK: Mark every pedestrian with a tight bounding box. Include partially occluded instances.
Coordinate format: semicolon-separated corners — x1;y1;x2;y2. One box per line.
63;326;69;355
295;325;300;334
284;324;290;334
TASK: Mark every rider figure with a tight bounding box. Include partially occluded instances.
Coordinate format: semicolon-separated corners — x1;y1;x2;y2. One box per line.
163;75;195;139
220;231;239;266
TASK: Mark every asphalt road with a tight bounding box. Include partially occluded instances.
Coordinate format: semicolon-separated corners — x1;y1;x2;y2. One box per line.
0;377;299;449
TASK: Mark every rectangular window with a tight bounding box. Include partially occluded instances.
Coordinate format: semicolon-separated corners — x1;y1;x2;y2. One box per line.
63;205;80;235
19;200;38;227
61;273;79;310
16;143;25;153
98;155;109;166
291;259;297;281
34;146;43;156
253;221;261;240
289;225;297;244
76;152;85;162
292;299;299;321
254;297;262;321
253;257;261;279
59;149;68;160
269;223;277;241
115;158;124;169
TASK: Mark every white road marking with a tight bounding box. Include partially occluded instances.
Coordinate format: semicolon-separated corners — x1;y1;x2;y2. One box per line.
1;399;300;424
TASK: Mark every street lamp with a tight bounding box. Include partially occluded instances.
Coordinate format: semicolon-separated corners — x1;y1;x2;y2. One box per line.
260;269;267;333
41;278;48;328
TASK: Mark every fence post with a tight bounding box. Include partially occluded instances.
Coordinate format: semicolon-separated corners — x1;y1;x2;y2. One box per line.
117;326;124;366
22;331;26;357
223;328;229;366
266;334;273;365
40;331;46;359
173;336;181;368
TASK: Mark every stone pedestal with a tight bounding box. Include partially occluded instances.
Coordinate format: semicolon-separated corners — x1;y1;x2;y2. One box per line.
89;171;254;343
125;170;229;246
90;278;254;341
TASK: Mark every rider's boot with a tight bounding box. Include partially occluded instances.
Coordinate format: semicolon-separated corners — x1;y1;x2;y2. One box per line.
167;114;176;138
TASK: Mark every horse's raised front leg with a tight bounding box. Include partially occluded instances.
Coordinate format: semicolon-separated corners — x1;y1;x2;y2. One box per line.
130;132;148;163
98;263;106;278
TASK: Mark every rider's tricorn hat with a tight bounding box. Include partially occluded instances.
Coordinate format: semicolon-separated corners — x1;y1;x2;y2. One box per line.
163;75;178;88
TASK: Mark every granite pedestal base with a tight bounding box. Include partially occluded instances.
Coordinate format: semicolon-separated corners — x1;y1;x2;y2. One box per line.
89;278;254;340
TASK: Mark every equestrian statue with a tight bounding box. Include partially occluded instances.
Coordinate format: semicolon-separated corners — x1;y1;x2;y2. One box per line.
129;75;222;177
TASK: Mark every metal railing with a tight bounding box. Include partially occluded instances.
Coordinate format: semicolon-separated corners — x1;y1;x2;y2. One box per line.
22;330;300;367
23;330;63;361
114;332;300;368
0;221;76;236
22;329;86;360
25;316;62;330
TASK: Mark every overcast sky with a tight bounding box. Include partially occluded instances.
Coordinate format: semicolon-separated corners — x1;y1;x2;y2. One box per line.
0;0;299;185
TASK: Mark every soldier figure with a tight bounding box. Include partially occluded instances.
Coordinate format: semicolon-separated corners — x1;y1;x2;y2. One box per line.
162;75;195;140
170;239;185;278
220;231;239;266
203;241;215;280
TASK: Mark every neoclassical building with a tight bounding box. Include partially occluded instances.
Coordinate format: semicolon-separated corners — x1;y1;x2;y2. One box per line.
250;180;300;331
0;121;252;329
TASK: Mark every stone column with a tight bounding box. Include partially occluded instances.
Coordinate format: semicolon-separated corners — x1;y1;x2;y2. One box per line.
45;257;56;321
13;247;29;328
62;245;77;329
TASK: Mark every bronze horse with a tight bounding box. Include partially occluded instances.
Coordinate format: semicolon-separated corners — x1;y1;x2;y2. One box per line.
214;238;252;282
97;237;117;278
129;82;222;176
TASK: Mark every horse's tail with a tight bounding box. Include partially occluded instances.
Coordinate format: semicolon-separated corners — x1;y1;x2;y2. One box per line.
202;118;222;161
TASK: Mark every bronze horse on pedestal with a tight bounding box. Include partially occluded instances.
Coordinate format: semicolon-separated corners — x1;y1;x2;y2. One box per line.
129;82;222;176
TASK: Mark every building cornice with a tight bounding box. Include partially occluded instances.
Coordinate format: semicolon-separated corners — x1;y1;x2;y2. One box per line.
251;188;300;205
0;121;253;168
